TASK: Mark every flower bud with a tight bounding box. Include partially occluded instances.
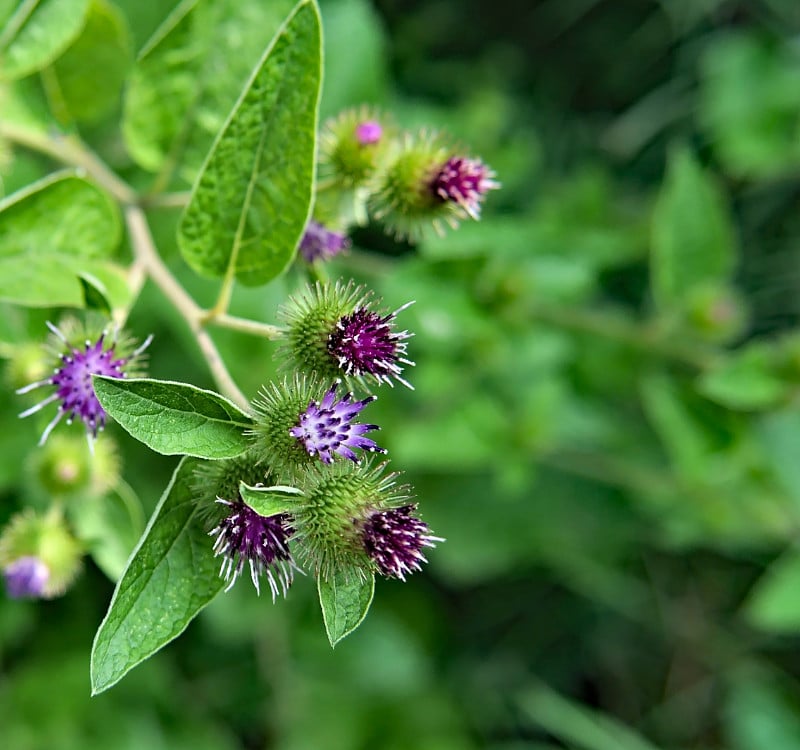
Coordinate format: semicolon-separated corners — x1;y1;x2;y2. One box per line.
319;106;391;188
0;508;82;598
685;283;748;342
298;220;350;263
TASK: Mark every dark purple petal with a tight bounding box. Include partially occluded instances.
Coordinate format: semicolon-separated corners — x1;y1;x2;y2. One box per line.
326;303;415;388
209;500;296;599
361;504;442;581
4;556;49;599
430;156;499;219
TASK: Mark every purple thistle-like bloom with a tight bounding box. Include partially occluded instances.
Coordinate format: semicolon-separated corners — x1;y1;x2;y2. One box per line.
355;120;383;145
299;221;351;263
17;322;152;446
361;504;442;581
327;302;415;389
4;556;49;599
430;156;499;220
209;499;296;599
289;380;385;464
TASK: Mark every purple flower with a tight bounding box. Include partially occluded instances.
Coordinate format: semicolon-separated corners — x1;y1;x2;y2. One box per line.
299;221;350;263
430;156;499;219
209;500;297;599
4;556;49;599
289;381;385;464
17;322;152;445
355;120;383;145
327;302;415;389
361;504;442;581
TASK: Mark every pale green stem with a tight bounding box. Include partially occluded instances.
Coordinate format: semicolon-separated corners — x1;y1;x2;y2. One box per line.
124;205;250;410
208;314;285;340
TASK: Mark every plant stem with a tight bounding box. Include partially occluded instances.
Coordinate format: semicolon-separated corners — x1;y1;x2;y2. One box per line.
207;314;285;340
124;205;250;410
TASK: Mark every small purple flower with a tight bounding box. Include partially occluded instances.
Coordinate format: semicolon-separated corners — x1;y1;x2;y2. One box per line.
430;156;499;219
299;221;351;263
4;556;49;599
356;120;383;145
17;322;152;445
289;381;385;464
209;499;297;599
361;504;442;581
327;302;415;389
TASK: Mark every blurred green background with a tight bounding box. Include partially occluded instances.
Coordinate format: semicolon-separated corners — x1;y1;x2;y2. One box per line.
4;0;800;747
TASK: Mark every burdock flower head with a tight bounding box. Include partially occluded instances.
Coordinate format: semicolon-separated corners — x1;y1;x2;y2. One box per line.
290;460;440;582
361;504;442;580
17;320;152;446
298;220;350;263
252;375;385;477
0;508;82;599
368;130;498;239
209;499;297;598
279;281;414;389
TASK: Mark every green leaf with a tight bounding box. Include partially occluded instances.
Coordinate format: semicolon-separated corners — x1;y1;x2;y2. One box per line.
697;344;788;411
93;377;254;459
240;482;303;516
0;172;123;307
122;0;297;175
517;682;664;750
317;569;374;647
651;147;736;310
744;548;800;633
49;0;133;123
0;172;121;259
178;0;321;286
0;0;90;81
91;457;224;694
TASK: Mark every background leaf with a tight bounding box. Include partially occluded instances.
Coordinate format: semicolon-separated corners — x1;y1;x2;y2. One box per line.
318;569;374;647
48;0;132;124
91;457;224;694
240;483;302;516
0;0;90;81
178;0;321;286
122;0;297;176
651;147;736;310
93;377;254;459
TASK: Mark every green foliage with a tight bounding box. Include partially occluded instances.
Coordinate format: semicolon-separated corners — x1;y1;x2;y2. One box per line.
178;0;321;285
93;376;254;458
91;457;223;695
318;568;375;647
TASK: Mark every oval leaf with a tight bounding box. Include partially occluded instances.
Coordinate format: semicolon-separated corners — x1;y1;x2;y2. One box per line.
93;376;254;459
651;148;736;310
91;457;224;694
178;0;321;286
0;0;90;81
318;569;374;648
744;548;800;634
240;482;303;516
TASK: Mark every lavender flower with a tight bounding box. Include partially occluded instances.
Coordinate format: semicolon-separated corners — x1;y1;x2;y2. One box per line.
430;156;499;220
3;556;49;599
209;499;297;598
299;220;350;263
327;302;415;389
355;120;383;145
17;322;152;445
289;381;385;464
361;504;442;580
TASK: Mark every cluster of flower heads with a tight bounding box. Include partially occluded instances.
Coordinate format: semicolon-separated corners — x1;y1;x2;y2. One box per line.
297;105;499;261
207;279;442;596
